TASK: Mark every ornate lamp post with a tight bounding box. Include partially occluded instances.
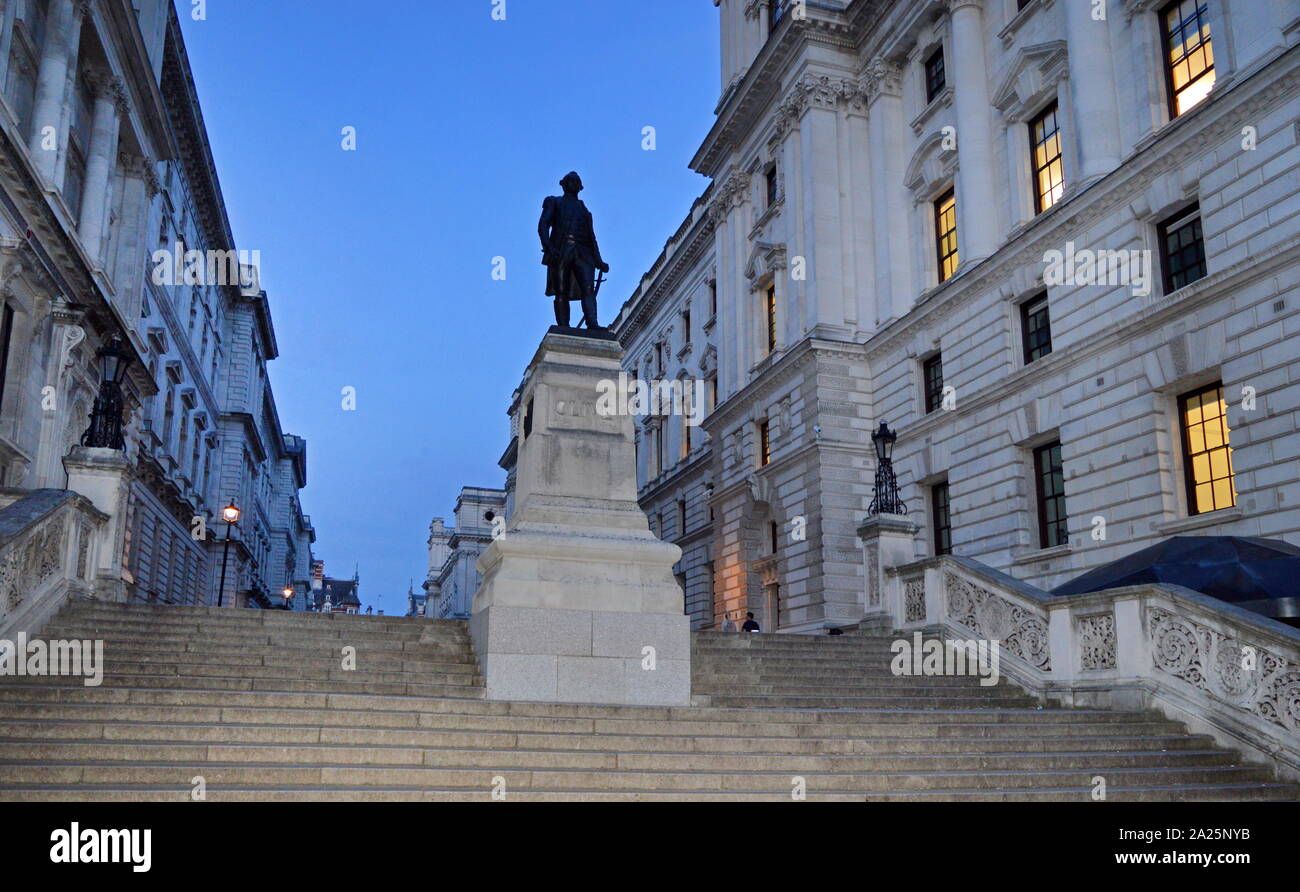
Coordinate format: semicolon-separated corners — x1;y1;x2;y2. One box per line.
282;585;294;610
80;334;131;450
217;501;240;607
867;421;907;516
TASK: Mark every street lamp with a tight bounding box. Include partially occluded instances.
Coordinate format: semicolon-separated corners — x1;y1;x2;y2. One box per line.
80;334;132;450
282;585;294;610
217;501;240;607
867;421;907;516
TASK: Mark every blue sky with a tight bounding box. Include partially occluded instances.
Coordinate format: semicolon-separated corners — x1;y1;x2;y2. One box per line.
179;1;719;614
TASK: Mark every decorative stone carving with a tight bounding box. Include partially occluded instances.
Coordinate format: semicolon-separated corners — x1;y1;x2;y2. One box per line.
862;57;903;102
905;578;926;622
1076;612;1117;671
1149;607;1299;732
946;572;1051;670
866;543;880;607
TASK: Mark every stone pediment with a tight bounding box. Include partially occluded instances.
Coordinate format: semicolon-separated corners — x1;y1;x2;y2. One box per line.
991;40;1069;123
744;241;787;283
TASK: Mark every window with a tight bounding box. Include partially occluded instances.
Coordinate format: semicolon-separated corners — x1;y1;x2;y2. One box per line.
1159;204;1207;292
1034;441;1068;548
654;425;664;477
63;147;86;221
708;279;717;318
932;481;952;556
1162;0;1215;117
678;499;687;535
769;520;779;555
1029;102;1063;213
681;402;692;457
707;374;718;414
934;189;958;282
0;303;13;414
1021;292;1053;364
1179;383;1237;515
682;308;691;346
922;353;944;414
924;48;945;104
768;0;786;32
765;165;778;207
764;284;777;354
655;343;664;375
758;419;771;467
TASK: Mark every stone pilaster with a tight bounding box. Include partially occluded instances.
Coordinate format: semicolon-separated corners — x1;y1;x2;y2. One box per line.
1064;0;1121;181
63;445;132;601
945;0;999;264
77;72;125;263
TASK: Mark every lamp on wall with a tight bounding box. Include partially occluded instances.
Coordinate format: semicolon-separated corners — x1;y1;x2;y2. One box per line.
217;501;240;607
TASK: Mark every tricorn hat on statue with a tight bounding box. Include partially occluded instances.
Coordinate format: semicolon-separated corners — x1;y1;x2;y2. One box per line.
560;171;584;192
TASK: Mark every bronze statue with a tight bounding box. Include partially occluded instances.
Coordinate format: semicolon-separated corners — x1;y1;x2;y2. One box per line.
539;171;610;330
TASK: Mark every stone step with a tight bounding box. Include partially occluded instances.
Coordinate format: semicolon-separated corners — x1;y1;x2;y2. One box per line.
51;659;481;685
695;695;1037;709
691;681;1027;695
52;611;461;638
31;637;473;663
0;741;1241;773
5;782;1294;802
0;674;484;698
0;761;1274;792
0;719;1222;754
41;622;465;646
76;647;479;672
61;602;466;628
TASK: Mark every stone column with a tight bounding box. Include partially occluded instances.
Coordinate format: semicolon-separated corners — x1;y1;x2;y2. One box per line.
857;514;918;627
77;73;125;263
470;331;690;706
864;58;914;323
945;0;998;264
27;0;80;182
1064;0;1121;181
63;445;132;601
113;153;156;317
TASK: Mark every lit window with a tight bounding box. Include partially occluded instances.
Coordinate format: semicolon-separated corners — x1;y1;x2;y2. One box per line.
1021;292;1052;364
935;190;958;282
758;419;771;467
765;165;778;207
1034;441;1068;548
1159;204;1207;292
765;284;777;354
1029;102;1063;213
1162;0;1215;117
1179;383;1236;515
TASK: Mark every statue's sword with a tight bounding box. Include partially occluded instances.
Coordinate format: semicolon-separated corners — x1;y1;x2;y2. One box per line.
593;268;606;298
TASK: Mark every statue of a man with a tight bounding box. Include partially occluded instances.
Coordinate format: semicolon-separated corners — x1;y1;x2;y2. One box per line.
539;171;610;330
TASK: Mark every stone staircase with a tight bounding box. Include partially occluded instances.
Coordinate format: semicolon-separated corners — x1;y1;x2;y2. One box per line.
0;601;1295;801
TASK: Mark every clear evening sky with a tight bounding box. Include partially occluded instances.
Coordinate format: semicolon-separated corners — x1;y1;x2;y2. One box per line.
179;1;719;614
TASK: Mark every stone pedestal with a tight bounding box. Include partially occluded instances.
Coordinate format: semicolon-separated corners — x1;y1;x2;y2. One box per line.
63;446;132;601
857;514;919;620
470;331;690;705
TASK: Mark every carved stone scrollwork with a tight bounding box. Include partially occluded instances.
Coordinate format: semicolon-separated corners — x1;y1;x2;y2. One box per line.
866;543;880;607
946;572;1051;670
904;578;926;623
861;57;903;103
1076;613;1117;671
1149;607;1299;732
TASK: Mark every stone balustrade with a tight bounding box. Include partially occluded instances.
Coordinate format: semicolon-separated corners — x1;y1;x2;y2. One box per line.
0;489;108;641
875;554;1300;781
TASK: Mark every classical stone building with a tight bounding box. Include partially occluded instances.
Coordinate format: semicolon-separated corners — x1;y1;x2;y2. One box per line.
0;0;313;627
614;0;1298;632
423;486;507;620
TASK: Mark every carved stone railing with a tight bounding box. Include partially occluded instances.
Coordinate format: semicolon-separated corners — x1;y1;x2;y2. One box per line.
882;555;1300;781
0;489;108;641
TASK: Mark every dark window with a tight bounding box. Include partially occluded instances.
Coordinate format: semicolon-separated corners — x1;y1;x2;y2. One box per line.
1159;204;1207;292
678;499;687;534
924;48;945;104
765;284;777;353
922;353;944;414
1179;383;1237;515
768;0;786;32
765;165;778;206
1034;441;1068;548
1162;0;1215;117
758;419;771;467
935;189;958;282
932;481;952;556
682;308;691;346
769;520;779;554
709;280;717;317
1021;292;1053;364
1029;102;1063;213
0;303;13;415
1017;0;1033;9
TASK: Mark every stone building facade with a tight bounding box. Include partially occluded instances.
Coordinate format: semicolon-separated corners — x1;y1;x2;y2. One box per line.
0;0;313;616
424;486;507;620
614;0;1298;632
